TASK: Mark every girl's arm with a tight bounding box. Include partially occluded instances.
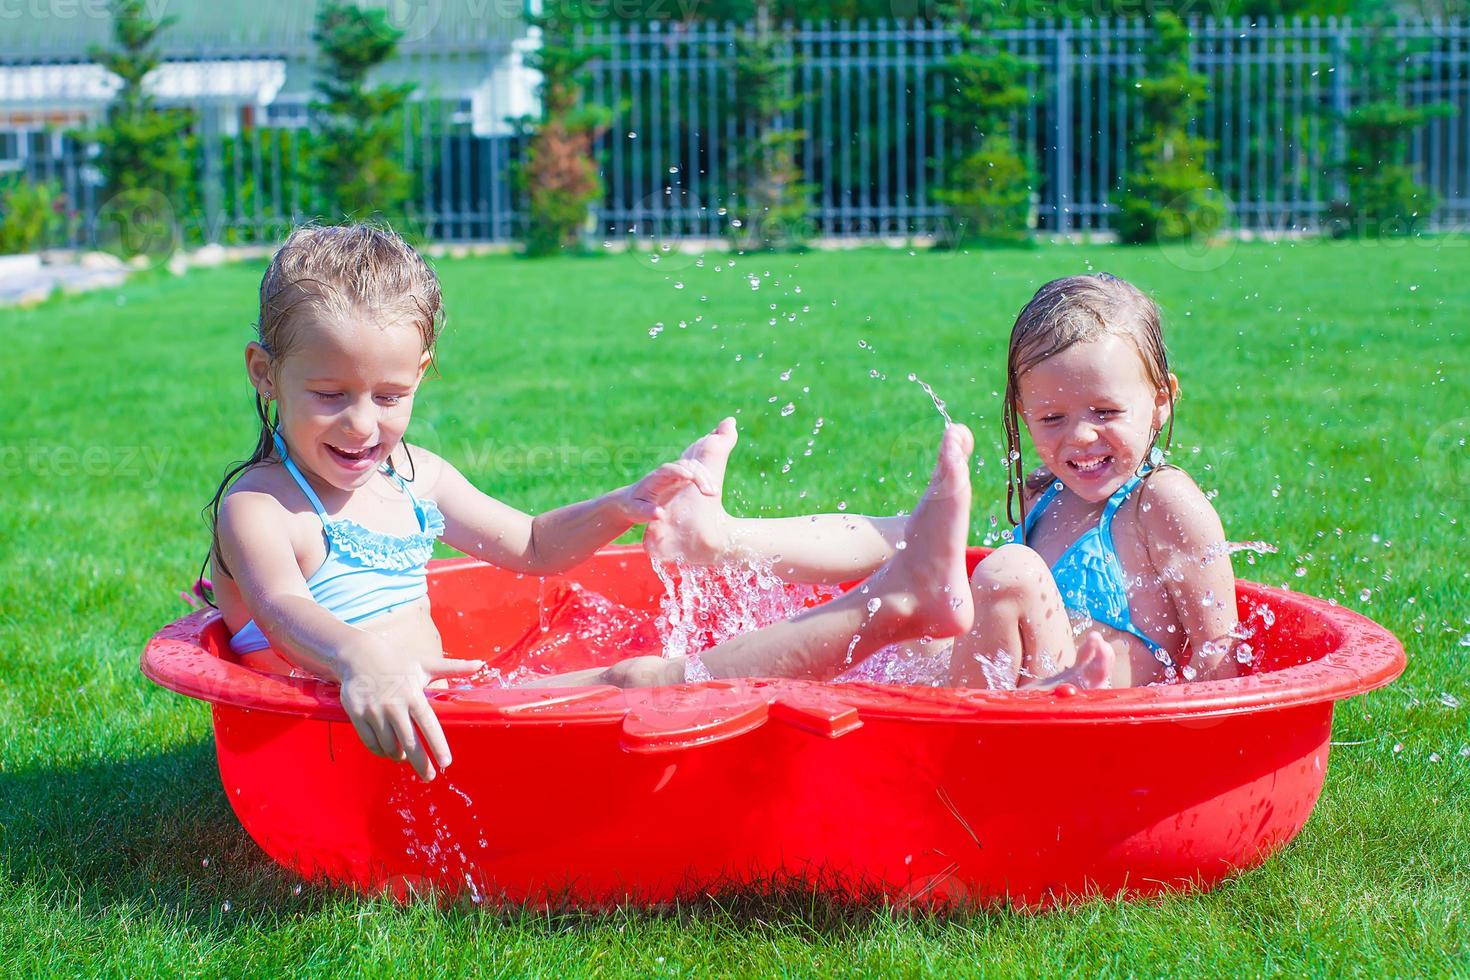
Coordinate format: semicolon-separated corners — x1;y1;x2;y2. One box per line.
420;446;715;577
1137;469;1242;681
218;489;481;781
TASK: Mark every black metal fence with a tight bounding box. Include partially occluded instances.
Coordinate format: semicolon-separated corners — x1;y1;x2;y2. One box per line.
2;17;1468;246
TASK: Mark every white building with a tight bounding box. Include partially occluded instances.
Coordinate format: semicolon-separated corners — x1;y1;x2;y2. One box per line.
0;0;541;174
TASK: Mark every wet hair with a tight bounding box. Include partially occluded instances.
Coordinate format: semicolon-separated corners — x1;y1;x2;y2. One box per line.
1002;272;1175;528
201;224;444;589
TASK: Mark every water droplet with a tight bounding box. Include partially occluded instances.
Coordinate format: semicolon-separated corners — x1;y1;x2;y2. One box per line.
1440;692;1461;709
292;883;303;896
674;281;685;290
1294;567;1307;578
1359;588;1372;602
1430;752;1442;763
1393;742;1404;754
221;901;232;913
780;402;796;417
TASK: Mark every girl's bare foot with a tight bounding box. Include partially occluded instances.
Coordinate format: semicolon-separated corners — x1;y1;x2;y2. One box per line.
860;424;976;645
524;426;978;690
1024;630;1115;690
644;418;738;564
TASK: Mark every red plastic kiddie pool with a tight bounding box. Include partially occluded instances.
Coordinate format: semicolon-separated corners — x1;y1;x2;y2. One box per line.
141;546;1404;908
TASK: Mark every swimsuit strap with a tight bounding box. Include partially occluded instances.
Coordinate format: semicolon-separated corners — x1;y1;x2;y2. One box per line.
383;462;416;503
273;433;329;518
1099;459;1158;561
383;462;433;534
1021;480;1065;544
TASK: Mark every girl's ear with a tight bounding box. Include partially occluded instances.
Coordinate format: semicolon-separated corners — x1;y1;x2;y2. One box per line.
1153;373;1180;429
416;349;433;383
245;341;273;395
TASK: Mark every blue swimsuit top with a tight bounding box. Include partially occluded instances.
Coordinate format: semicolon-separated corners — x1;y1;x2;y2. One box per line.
229;433;446;654
1020;465;1165;655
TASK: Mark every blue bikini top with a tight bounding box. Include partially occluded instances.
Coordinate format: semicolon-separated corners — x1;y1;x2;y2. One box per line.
1020;463;1165;655
229;433;445;654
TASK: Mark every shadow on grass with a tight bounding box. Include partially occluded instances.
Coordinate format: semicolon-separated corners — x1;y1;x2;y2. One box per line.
0;740;325;933
0;741;969;940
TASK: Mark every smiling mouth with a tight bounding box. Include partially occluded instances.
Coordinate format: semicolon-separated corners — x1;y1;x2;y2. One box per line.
327;444;379;464
1067;455;1113;475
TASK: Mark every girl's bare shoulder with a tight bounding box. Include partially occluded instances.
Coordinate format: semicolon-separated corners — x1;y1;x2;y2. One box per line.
219;458;320;528
221;457;292;507
1133;466;1225;544
387;442;461;498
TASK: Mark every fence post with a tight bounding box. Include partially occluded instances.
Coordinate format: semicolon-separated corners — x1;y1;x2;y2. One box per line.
1052;23;1071;234
1330;17;1351;203
200;103;223;245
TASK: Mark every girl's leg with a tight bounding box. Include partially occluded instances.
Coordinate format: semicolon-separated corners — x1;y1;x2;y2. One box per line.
948;544;1113;689
528;425;978;688
644;418;906;584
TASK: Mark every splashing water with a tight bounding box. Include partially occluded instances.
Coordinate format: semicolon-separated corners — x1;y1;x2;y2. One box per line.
906;373;953;425
838;639;954;686
390;774;494;903
651;557;834;660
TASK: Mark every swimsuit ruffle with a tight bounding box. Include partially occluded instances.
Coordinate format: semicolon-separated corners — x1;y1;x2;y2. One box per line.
323;500;445;570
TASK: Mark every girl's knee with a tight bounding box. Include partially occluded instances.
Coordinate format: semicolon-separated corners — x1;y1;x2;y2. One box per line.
971;544;1052;600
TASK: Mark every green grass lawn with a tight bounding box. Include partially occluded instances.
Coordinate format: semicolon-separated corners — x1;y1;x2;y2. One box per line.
2;239;1467;974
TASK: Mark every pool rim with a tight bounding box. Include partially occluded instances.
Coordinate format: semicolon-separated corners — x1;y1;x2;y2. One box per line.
142;548;1405;729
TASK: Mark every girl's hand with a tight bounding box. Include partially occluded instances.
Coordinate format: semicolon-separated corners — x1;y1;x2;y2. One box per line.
617;457;718;524
642;418;739;565
336;638;484;782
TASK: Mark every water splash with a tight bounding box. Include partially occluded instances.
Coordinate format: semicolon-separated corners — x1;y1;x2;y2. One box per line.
906;373;953;425
652;557;832;659
390;773;494;903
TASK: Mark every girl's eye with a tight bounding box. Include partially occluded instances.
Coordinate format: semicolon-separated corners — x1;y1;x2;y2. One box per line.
1040;415;1063;424
377;395;403;406
312;391;342;401
1095;409;1121;419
